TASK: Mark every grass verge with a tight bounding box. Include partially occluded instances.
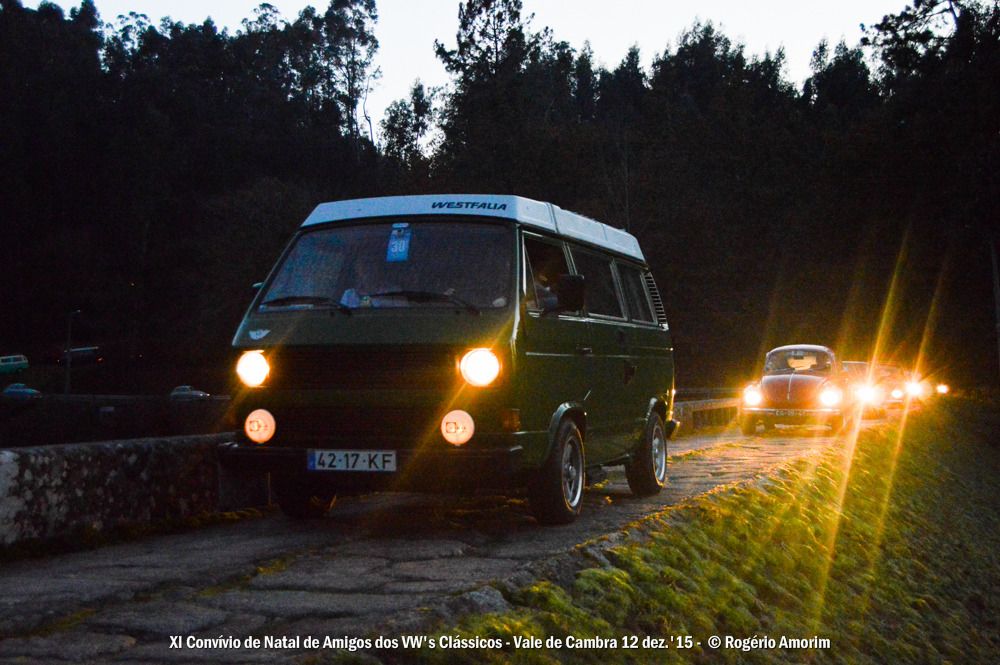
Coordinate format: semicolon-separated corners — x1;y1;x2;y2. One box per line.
363;400;1000;664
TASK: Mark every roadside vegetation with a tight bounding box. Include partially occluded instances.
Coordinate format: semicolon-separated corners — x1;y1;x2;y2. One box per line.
373;400;999;664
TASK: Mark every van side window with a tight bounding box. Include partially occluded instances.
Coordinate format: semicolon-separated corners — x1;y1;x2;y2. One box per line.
523;236;569;311
618;263;655;323
570;249;624;318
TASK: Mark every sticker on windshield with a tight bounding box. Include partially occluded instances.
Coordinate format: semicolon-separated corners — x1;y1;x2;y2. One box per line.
387;226;411;262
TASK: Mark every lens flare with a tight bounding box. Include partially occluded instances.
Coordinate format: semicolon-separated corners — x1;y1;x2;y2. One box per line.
743;385;763;406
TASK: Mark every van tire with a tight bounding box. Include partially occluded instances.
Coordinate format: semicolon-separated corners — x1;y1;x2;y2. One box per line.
274;477;336;519
625;412;667;497
528;419;585;525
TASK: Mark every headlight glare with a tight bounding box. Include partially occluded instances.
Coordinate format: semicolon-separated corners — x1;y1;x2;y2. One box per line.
819;386;843;407
856;384;879;404
743;386;763;407
237;350;270;387
460;348;500;387
936;383;950;395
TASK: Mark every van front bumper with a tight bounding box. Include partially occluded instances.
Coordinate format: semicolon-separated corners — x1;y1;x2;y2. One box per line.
219;440;529;491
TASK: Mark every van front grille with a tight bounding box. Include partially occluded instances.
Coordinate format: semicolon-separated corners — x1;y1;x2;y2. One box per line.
265;346;457;390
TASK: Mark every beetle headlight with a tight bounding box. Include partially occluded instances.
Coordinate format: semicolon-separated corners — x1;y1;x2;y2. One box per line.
237;350;270;387
743;386;763;406
819;386;843;407
460;348;500;387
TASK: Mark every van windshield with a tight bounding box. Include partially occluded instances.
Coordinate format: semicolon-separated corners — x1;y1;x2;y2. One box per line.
259;220;513;311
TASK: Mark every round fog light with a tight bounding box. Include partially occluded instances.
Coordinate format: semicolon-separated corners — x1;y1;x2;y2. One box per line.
245;408;276;444
441;409;474;446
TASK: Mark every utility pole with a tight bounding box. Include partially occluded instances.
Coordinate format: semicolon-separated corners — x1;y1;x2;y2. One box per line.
991;236;1000;385
64;309;80;394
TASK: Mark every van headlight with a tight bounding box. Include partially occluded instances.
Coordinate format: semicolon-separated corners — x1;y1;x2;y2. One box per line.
743;386;763;406
819;386;843;407
460;348;500;387
237;350;270;387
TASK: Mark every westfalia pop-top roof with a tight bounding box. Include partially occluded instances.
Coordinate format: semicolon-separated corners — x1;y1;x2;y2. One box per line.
301;194;645;261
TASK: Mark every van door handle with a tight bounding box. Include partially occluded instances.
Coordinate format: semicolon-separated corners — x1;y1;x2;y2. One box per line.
576;346;593;355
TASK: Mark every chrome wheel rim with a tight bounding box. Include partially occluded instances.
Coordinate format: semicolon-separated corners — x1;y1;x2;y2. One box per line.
651;423;667;483
561;436;583;509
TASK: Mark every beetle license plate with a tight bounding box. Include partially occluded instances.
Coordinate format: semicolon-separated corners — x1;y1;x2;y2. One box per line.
307;449;397;472
775;409;807;417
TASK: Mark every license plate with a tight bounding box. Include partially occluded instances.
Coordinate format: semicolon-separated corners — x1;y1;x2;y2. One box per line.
775;409;807;417
307;449;397;472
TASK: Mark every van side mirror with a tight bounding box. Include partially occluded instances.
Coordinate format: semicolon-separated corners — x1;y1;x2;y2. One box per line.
554;274;585;312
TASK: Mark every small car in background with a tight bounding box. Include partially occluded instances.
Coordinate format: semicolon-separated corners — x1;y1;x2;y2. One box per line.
0;354;29;375
878;364;927;407
169;385;211;400
740;344;855;435
2;383;42;401
842;361;886;418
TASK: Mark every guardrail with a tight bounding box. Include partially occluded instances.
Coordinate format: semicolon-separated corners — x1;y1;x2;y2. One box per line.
673;398;740;433
1;390;739;448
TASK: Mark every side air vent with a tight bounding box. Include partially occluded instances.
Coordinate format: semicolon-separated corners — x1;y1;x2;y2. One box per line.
643;272;668;328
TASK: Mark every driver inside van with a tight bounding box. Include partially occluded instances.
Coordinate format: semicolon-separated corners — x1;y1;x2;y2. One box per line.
339;259;403;308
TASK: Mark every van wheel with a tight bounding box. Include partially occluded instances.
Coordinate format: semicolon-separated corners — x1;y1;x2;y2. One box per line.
529;419;584;525
625;413;667;497
740;415;757;436
273;477;336;519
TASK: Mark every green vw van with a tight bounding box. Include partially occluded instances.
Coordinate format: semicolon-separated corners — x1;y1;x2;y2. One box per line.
223;195;677;524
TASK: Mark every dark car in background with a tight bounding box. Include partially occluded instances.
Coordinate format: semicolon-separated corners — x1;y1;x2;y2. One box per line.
740;344;855;435
2;383;42;401
169;385;211;401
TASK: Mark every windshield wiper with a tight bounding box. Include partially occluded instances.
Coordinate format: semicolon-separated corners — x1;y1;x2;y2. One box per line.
260;295;352;315
368;290;480;314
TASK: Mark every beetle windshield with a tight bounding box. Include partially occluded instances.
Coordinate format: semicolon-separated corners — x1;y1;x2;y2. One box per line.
765;349;833;375
259;220;513;311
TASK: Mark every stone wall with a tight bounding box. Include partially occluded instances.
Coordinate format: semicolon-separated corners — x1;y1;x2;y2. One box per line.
0;434;263;548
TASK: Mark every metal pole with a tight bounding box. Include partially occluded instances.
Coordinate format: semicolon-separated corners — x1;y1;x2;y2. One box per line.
991;236;1000;385
63;310;79;394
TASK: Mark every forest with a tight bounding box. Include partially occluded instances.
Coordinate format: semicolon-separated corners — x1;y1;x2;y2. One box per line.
1;0;998;391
